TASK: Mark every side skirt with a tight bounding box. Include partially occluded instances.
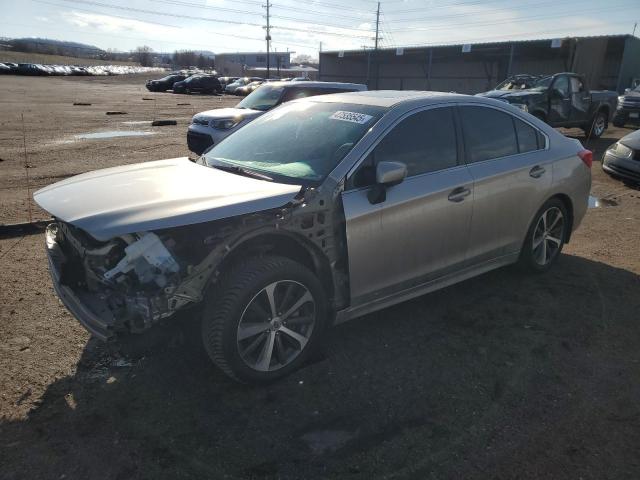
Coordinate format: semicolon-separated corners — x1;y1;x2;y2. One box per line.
334;252;520;325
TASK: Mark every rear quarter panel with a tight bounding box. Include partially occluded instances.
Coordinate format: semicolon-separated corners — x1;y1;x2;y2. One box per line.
550;147;591;233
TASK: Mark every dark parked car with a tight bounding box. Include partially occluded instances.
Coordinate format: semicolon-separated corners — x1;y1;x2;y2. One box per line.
602;128;640;184
477;73;618;138
173;75;223;94
17;63;47;75
146;74;189;92
612;85;640;127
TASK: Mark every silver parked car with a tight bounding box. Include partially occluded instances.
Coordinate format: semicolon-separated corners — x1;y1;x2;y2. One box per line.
187;81;367;155
34;91;592;383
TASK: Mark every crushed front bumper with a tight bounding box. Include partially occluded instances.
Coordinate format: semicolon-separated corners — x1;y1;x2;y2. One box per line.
46;227;117;340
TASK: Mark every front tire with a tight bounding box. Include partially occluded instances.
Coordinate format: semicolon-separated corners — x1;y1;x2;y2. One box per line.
519;198;568;273
585;111;607;139
202;256;328;383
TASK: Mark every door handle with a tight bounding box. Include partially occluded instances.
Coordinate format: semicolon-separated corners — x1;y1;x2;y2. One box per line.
529;166;546;178
448;186;471;203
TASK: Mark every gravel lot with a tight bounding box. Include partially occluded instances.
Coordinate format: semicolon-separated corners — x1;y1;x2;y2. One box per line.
1;74;640;479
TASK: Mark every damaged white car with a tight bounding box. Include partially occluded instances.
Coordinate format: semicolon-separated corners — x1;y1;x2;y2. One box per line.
35;91;591;383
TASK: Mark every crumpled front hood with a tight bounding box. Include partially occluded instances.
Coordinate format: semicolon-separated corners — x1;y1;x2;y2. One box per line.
478;89;543;101
33;158;301;241
477;90;510;99
194;107;262;122
620;128;640;150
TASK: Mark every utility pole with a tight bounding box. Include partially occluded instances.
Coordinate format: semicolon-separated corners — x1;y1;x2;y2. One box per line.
264;0;272;79
374;1;380;89
374;2;380;51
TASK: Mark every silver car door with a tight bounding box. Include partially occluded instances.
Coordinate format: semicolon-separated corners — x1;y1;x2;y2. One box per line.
458;105;552;263
342;106;474;305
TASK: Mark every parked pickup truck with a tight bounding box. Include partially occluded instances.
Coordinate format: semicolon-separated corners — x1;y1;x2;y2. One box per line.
612;84;640;127
477;73;618;138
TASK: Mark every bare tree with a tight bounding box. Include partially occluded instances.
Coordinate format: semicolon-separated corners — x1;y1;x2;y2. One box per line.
134;45;154;67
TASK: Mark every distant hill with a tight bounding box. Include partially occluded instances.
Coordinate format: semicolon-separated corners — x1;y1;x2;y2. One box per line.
5;38;106;57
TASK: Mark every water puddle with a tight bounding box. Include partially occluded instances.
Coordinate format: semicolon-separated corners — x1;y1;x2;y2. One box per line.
74;130;157;140
589;195;618;208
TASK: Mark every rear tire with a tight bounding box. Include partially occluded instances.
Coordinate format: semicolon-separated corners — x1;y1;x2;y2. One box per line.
519;198;568;273
202;256;328;384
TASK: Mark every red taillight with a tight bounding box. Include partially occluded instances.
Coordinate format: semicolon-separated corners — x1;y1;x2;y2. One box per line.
578;149;593;168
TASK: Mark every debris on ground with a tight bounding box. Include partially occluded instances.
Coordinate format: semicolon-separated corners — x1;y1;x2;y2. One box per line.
151;120;177;126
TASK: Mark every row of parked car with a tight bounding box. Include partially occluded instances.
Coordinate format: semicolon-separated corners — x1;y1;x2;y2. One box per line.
0;61;165;76
145;72;311;96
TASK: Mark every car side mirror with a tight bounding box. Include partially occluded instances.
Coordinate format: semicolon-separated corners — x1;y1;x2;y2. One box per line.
550;88;563;98
624;88;631;94
367;161;407;204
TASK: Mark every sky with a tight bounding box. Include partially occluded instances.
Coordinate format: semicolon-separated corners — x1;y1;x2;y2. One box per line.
1;0;639;60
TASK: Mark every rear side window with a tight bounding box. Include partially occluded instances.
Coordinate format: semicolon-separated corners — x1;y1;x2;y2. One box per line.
514;118;540;153
460;106;518;163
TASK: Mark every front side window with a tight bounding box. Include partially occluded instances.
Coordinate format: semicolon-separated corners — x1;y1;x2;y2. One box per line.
373;107;458;176
203;102;385;185
460;106;518;163
552;76;570;97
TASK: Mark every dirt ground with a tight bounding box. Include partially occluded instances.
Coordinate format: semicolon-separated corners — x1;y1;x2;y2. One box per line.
1;75;640;480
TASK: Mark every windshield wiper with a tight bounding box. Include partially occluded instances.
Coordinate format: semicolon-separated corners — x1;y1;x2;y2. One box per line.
212;164;273;182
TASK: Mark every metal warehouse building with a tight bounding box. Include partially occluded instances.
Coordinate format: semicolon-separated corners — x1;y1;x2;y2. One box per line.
319;34;640;94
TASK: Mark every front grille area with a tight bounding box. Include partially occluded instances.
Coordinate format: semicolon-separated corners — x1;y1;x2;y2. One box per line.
187;131;214;155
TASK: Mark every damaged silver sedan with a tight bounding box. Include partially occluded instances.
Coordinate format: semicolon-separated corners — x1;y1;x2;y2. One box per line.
35;91;591;383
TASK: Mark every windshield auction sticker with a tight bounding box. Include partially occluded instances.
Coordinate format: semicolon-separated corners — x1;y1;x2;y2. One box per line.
330;111;373;124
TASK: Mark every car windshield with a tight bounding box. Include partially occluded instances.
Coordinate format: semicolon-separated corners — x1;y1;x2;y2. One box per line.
530;76;553;91
203;101;386;185
237;85;285;111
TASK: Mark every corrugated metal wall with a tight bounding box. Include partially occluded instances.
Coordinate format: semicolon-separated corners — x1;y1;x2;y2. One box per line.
320;36;637;94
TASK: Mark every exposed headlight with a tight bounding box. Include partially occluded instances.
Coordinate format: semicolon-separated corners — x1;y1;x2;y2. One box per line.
212;118;241;130
607;142;633;158
512;103;529;112
618;96;625;103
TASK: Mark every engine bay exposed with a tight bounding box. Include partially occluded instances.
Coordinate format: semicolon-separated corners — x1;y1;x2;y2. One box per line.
47;183;347;338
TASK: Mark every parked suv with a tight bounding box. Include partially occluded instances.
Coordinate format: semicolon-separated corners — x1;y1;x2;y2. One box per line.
146;73;189;92
477;73;618;138
187;81;367;155
612;85;640;127
173;75;223;94
35;91;591;383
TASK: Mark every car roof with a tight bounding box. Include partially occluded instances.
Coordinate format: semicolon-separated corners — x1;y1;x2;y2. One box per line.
300;90;471;108
265;81;366;90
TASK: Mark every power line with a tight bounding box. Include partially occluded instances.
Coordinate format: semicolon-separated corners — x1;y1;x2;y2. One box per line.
28;0;320;50
50;0;373;39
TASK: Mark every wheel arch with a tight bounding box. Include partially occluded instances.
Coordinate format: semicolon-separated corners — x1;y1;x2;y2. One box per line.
215;229;335;301
549;193;574;243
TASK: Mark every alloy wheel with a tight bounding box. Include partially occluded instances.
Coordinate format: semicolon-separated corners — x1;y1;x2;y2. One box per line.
532;207;564;266
593;115;606;137
237;280;316;372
